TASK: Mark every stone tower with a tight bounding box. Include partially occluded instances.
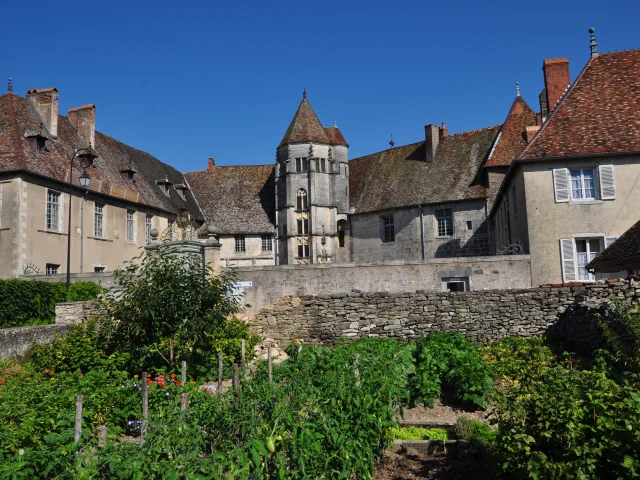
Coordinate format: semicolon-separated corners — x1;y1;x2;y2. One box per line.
275;91;350;265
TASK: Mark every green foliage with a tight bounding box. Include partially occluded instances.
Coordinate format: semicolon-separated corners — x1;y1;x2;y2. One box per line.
100;248;241;370
391;426;451;440
412;332;493;409
454;417;497;445
0;280;102;328
599;301;640;372
492;356;640;479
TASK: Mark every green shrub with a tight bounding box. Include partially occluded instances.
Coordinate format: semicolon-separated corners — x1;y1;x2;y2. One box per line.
0;280;102;328
391;426;451;440
480;336;555;386
412;332;493;409
454;417;497;444
599;301;640;372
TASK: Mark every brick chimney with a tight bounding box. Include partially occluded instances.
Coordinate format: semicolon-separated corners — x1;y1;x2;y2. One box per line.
26;88;59;137
425;124;440;162
525;125;541;143
542;58;570;113
68;104;96;148
208;157;215;172
439;122;448;141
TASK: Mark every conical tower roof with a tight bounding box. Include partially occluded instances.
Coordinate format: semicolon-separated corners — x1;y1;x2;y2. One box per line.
279;92;330;146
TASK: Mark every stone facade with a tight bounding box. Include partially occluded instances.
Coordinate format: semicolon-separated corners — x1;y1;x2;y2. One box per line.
250;279;639;348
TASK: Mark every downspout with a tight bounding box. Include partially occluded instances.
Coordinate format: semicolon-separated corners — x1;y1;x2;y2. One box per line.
80;195;85;273
419;204;425;260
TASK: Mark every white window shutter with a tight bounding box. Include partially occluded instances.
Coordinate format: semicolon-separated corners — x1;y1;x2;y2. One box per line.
599;165;616;200
605;236;617;249
560;238;577;282
553;168;570;203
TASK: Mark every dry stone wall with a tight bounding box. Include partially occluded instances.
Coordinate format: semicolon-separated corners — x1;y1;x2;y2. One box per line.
251;279;640;349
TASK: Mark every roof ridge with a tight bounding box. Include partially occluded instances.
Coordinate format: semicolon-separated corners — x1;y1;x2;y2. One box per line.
447;124;502;136
350;140;424;161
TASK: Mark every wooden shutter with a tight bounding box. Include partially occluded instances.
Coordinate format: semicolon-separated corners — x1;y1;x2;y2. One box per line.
553;168;570;203
599;165;616;200
604;236;617;249
560;238;576;282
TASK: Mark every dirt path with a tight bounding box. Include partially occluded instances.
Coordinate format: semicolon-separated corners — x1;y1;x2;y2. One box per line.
373;451;493;480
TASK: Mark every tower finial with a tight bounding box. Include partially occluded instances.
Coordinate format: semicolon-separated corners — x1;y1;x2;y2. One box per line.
589;28;598;58
334;120;337;127
516;82;520;97
7;78;12;93
303;87;307;100
389;134;395;148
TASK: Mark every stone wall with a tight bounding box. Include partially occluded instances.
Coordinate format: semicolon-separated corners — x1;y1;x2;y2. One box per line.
55;301;100;324
0;324;74;359
233;255;531;312
251;279;640;348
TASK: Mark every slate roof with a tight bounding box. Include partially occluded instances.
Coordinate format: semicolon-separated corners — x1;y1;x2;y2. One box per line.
279;97;330;146
349;125;501;214
0;92;203;220
587;219;640;271
521;49;640;159
184;165;275;235
485;96;537;167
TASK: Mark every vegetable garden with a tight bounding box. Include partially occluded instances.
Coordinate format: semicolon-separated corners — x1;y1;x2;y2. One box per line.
1;248;639;479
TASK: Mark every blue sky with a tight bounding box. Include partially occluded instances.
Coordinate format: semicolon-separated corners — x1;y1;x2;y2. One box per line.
3;1;638;171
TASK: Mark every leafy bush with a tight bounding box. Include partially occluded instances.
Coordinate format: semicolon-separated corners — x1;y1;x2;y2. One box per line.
391;426;451;440
480;336;555;386
412;332;493;408
492;357;640;479
454;417;497;445
599;301;640;372
0;280;102;328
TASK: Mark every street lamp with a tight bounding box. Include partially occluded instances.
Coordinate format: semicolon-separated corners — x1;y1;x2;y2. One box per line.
66;148;94;292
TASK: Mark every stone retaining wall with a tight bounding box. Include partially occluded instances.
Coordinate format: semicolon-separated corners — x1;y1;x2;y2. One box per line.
251;279;640;348
0;324;75;359
55;301;100;324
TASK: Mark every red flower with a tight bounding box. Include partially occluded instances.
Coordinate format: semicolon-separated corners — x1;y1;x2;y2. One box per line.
175;381;183;386
170;373;177;379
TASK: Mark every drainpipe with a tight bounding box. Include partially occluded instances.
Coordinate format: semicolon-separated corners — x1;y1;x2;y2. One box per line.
80;195;85;273
419;205;426;260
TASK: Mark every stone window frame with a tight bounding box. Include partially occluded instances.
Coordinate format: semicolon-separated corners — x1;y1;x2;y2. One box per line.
126;209;135;243
380;216;395;243
235;235;246;252
295;157;309;173
45;263;60;275
94;202;105;239
296;188;308;211
145;214;153;244
296;214;309;235
261;234;273;252
435;208;454;237
46;189;63;233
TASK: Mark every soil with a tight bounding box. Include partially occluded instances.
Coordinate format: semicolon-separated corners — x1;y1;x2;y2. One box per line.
373;450;494;480
399;398;490;426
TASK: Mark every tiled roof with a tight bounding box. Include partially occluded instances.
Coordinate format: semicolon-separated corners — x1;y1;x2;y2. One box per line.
184;165;275;234
485;97;537;167
349;125;501;214
324;126;349;147
0;92;203;220
522;49;640;159
279;98;330;146
587;219;640;271
68;104;95;112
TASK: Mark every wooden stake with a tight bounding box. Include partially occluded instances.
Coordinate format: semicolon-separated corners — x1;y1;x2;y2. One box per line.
233;363;240;396
353;353;360;387
268;347;273;383
74;395;83;443
97;425;107;448
141;372;148;445
180;392;189;412
241;339;246;366
181;361;187;385
218;352;223;396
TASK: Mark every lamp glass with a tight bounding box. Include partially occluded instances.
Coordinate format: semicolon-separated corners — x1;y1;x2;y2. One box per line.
79;172;91;188
78;154;94;169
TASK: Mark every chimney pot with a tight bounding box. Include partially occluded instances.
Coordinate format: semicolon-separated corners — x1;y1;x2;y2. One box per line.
525;125;541;143
542;59;570;114
439;122;448;140
68;104;96;148
424;124;440;162
208;157;215;172
26;88;59;137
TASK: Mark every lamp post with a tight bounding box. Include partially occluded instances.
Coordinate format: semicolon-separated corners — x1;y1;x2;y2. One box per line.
66;148;94;292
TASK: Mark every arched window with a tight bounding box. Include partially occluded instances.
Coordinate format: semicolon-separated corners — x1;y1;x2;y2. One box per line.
296;189;308;211
337;219;348;248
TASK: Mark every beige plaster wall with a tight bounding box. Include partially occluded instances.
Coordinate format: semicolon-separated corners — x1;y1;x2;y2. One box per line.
521;155;640;285
219;234;275;267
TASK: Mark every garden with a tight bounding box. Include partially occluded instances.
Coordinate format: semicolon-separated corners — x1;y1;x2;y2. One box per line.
1;249;639;479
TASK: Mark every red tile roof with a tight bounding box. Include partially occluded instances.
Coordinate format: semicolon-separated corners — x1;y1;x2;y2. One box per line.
279;98;330;146
68;104;95;112
521;49;640;159
587;218;640;271
26;87;58;94
485;96;537;167
324;126;349;147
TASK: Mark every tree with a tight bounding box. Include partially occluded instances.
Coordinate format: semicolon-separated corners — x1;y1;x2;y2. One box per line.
100;247;241;366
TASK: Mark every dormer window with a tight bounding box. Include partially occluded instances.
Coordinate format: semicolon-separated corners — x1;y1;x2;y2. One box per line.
156;176;173;196
36;136;46;152
174;184;189;201
120;168;137;181
25;131;48;152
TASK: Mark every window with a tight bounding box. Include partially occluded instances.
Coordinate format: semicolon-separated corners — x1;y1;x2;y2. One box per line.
559;236;616;283
297;243;309;258
45;264;60;275
167;220;174;241
145;215;153;244
295;157;308;172
338;219;348;248
36;137;46;152
575;238;602;281
297;218;309;235
94;266;106;273
94;203;104;238
511;186;518;217
435;209;454;237
261;235;273;252
235;235;246;252
315;158;326;172
46;190;62;232
442;277;469;292
571;169;597;200
296;189;308;211
126;210;135;242
466;221;473;230
381;216;395;243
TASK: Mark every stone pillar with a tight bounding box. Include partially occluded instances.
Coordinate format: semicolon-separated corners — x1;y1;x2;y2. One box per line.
203;225;221;274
